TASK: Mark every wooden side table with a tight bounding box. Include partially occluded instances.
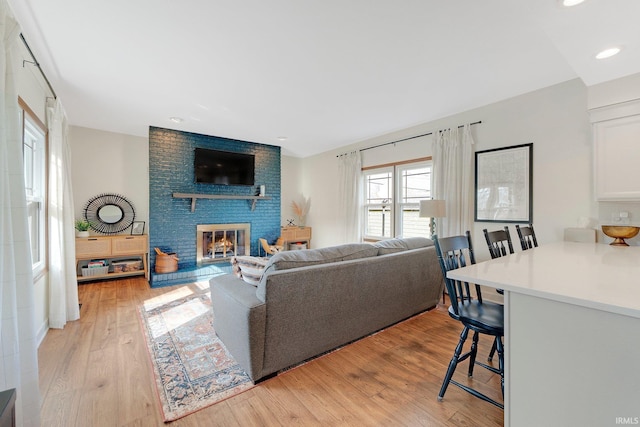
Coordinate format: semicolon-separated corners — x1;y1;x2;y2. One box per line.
76;235;148;281
280;226;312;250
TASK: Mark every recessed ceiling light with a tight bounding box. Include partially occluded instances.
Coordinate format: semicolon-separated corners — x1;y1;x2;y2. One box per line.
561;0;585;6
169;117;184;123
595;47;621;59
277;136;288;141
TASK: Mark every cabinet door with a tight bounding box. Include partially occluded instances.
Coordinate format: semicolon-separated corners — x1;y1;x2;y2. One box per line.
594;114;640;200
76;238;111;258
112;235;147;255
293;227;311;240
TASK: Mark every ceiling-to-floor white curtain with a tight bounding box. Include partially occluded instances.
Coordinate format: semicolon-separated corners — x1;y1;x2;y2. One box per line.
432;124;475;237
0;2;42;426
338;151;362;243
47;98;79;329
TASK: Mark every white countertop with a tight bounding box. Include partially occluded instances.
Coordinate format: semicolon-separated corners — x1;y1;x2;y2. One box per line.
446;241;640;319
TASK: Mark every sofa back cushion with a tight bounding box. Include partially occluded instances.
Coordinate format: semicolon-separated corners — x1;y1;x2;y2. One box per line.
374;237;434;255
263;243;378;273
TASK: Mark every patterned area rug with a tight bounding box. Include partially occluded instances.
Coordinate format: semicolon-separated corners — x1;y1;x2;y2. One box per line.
138;286;255;422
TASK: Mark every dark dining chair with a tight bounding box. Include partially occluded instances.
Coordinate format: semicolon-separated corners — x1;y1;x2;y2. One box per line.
482;226;513;361
516;224;538;250
483;226;514;260
433;232;505;409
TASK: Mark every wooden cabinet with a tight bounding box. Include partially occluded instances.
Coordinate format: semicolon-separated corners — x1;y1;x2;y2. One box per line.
76;235;148;282
590;99;640;200
280;226;312;249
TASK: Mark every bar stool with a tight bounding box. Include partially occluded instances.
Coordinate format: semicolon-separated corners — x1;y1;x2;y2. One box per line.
433;232;505;409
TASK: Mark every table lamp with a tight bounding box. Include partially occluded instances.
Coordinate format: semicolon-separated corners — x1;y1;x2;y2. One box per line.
419;199;446;237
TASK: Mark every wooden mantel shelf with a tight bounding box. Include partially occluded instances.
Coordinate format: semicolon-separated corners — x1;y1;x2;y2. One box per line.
173;192;272;212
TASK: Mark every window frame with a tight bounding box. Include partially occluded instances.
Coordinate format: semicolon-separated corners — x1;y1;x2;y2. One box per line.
395;161;432;238
363;166;395;241
20;97;48;280
363;158;432;241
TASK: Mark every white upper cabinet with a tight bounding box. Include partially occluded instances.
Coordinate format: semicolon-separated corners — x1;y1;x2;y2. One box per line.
590;99;640;201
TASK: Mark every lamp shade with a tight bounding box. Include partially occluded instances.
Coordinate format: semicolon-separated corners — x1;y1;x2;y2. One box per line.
419;199;446;218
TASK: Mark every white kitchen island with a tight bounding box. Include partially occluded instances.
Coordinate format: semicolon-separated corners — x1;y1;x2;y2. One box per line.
447;241;640;427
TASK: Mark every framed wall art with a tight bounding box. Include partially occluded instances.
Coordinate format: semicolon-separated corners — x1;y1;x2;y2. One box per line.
131;221;146;235
474;143;532;223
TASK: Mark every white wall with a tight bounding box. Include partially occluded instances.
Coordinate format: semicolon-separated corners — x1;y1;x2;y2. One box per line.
302;78;597;260
587;71;640;110
281;155;304;226
69;126;149;229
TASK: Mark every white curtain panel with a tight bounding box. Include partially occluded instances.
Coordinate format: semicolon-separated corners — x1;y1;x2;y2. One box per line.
338;151;362;243
432;124;475;237
0;2;42;425
47;98;79;329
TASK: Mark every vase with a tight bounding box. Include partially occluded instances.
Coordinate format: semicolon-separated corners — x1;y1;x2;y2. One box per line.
77;230;90;238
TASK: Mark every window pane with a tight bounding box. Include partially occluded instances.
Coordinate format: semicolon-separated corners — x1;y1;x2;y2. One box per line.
23;142;34;195
401;205;430;238
401;167;431;203
366;172;392;203
27;201;41;263
366;206;392;239
398;164;431;238
23;112;46;273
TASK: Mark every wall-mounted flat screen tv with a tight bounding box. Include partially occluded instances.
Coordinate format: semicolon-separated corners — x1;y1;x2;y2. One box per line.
194;148;255;186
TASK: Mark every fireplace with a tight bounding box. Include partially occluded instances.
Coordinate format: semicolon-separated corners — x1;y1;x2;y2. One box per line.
196;223;250;263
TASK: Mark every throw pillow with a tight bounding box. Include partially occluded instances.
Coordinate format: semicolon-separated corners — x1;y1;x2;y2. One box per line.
231;256;270;286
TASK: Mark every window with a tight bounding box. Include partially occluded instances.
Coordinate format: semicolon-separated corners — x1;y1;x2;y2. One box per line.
363;160;432;240
21;100;47;277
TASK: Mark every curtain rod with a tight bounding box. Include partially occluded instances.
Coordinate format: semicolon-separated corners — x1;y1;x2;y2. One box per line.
19;33;57;99
336;120;481;157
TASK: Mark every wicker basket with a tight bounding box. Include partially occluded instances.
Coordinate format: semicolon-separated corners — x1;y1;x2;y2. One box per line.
155;253;178;273
112;259;143;273
81;266;109;277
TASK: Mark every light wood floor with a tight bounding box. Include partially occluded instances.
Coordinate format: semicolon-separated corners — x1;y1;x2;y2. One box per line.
39;277;504;426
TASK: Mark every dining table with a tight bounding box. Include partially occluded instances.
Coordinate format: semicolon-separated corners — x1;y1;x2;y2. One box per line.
446;240;640;427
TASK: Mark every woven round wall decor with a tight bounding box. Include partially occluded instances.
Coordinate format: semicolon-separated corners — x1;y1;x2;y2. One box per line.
83;193;136;234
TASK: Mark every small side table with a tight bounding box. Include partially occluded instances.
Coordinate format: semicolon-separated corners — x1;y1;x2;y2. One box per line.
280;226;312;250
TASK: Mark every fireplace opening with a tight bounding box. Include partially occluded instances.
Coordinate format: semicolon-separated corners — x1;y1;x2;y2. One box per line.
197;223;250;263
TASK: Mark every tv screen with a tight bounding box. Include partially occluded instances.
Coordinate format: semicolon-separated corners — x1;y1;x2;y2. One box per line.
194;148;255;186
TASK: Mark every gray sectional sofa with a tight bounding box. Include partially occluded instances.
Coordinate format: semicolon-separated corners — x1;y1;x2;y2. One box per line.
209;236;444;382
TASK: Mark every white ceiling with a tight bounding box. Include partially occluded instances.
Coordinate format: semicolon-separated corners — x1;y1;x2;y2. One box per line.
9;0;640;157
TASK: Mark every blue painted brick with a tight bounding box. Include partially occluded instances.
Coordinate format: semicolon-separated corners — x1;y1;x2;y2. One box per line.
148;126;281;287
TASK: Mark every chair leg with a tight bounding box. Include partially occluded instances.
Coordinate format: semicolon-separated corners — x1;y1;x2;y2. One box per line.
495;336;505;397
488;337;497;362
467;331;479;377
438;326;469;401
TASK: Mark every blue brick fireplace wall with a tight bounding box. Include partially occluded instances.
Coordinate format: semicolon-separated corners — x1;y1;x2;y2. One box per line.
148;126;281;287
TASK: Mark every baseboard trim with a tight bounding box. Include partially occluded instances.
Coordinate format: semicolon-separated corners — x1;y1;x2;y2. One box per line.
36;319;49;348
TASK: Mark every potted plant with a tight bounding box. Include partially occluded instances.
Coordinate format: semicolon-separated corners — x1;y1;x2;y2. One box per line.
75;219;91;237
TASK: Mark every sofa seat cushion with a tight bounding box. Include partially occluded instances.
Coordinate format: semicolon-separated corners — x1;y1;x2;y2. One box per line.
264;243;378;272
231;256;270;286
374;237;434;255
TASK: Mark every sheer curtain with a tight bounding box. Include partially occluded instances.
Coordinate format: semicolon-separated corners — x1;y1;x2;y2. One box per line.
432;124;475;237
338;151;362;243
0;2;42;425
47;98;79;329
